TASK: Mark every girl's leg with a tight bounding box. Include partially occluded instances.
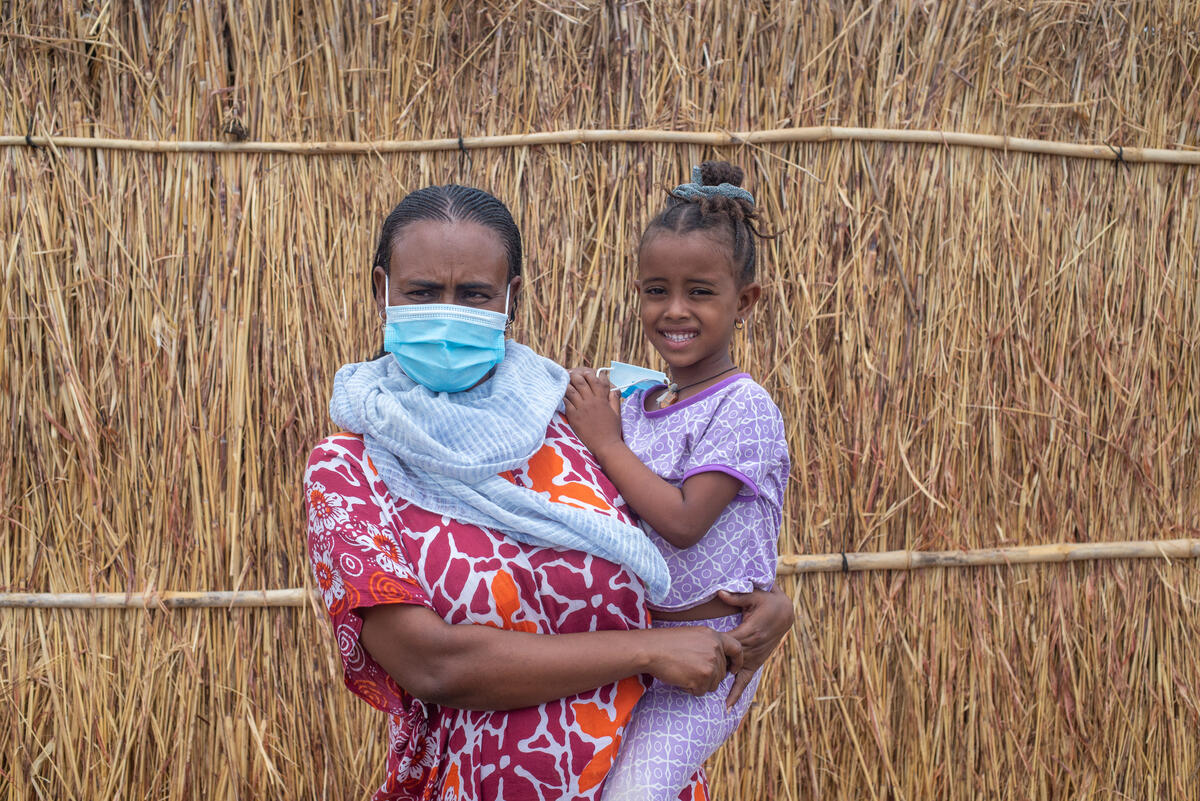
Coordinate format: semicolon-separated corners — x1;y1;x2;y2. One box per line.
602;615;763;801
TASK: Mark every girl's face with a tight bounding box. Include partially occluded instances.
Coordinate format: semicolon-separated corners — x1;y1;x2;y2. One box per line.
635;230;761;380
372;219;520;316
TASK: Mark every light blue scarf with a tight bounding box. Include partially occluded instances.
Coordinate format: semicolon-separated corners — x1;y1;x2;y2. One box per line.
329;341;670;603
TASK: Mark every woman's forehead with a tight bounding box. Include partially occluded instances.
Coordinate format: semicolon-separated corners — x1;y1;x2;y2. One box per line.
389;219;509;285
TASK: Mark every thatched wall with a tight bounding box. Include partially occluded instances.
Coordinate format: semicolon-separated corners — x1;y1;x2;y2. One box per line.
3;2;1199;798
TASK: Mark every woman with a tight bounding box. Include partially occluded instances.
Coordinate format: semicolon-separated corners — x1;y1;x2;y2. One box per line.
305;184;793;801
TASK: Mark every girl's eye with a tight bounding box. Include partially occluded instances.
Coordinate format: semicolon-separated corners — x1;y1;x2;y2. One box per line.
643;286;666;295
690;288;714;296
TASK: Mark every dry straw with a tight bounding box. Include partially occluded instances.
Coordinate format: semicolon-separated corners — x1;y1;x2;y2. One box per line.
3;2;1199;800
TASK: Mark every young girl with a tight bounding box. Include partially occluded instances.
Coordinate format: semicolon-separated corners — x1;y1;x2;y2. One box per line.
564;161;790;801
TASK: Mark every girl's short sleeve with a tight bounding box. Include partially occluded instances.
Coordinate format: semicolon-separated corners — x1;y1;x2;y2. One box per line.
680;387;788;500
305;434;432;713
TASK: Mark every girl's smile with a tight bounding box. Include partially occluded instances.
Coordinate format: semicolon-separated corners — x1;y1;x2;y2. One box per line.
660;329;699;348
636;230;761;391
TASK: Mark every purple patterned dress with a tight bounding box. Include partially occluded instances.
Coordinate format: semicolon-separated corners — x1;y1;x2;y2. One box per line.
603;373;790;801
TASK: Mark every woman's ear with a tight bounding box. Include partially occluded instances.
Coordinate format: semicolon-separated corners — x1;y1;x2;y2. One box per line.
507;275;523;322
373;265;388;317
736;281;762;323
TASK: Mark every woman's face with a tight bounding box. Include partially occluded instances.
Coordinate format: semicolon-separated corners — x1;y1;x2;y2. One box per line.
372;219;520;316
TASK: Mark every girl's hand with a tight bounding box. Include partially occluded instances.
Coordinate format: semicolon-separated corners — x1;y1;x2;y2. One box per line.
646;626;744;696
718;586;795;708
564;368;623;454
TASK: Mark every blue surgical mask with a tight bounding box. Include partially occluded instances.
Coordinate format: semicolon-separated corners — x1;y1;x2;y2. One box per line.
598;361;669;398
382;278;509;393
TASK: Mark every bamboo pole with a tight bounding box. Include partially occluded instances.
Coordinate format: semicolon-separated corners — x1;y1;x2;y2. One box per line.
2;539;1195;608
3;127;1199;164
0;589;309;609
776;538;1200;575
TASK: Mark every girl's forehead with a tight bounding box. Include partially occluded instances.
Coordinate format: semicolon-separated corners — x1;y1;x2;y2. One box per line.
638;229;736;280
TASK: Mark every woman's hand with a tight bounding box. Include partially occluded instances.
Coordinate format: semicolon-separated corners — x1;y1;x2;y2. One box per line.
563;368;623;454
718;586;795;708
646;626;744;696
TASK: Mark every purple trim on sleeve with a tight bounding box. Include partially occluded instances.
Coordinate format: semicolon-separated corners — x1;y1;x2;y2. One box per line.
643;373;751;417
680;464;762;500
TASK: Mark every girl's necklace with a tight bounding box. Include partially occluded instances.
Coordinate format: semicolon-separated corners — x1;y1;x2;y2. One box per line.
658;366;738;408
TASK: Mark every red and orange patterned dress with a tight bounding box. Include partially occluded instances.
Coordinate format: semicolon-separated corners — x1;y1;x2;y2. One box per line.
305;413;708;801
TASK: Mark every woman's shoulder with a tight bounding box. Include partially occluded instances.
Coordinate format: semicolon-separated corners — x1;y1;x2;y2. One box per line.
309;431;365;454
305;432;371;478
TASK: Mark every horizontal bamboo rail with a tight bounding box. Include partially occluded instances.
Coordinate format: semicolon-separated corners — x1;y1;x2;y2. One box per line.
4;127;1200;164
775;537;1200;575
0;588;311;609
2;539;1195;608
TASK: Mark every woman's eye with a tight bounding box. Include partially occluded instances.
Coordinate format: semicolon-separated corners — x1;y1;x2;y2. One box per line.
643;286;665;295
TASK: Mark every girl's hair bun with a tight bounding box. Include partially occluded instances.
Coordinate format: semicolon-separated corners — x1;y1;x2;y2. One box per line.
644;161;768;285
698;160;744;188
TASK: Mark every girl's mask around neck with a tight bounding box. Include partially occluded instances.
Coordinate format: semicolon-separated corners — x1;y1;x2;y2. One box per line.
598;361;669;398
382;276;510;393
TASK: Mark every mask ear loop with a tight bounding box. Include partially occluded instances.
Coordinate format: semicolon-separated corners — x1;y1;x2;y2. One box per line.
596;366;639;393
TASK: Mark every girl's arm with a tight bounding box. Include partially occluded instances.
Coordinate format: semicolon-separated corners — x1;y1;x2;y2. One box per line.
564;370;740;548
358;602;743;710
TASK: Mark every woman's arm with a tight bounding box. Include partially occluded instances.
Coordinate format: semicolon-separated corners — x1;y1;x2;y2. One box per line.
359;602;743;711
564;370;741;548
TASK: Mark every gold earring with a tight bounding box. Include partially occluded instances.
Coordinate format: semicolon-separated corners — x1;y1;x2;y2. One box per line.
734;318;745;330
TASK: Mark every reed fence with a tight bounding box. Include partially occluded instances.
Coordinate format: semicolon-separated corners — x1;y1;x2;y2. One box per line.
3;1;1199;799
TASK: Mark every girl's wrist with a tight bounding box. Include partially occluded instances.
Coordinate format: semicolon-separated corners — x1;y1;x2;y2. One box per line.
591;438;628;467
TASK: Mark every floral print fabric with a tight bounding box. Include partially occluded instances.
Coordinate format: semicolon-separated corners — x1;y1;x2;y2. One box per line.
305;413;708;801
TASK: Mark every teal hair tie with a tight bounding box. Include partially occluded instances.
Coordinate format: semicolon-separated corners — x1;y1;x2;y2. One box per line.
671;165;755;205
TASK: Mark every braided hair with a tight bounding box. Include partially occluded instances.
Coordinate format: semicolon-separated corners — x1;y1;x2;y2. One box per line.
641;161;763;285
371;184;523;287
